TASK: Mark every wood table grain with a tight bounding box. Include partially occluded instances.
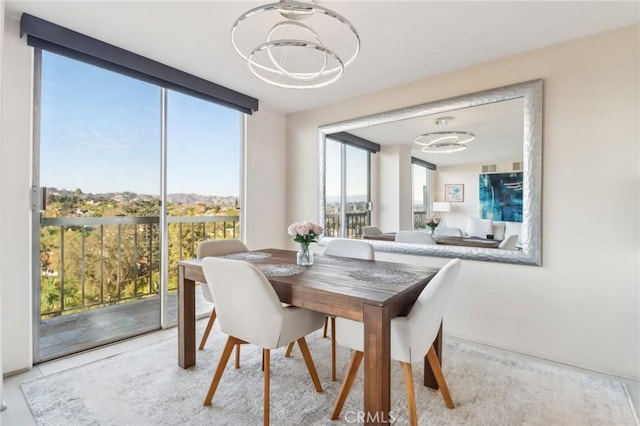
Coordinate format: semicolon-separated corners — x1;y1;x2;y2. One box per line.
178;248;441;425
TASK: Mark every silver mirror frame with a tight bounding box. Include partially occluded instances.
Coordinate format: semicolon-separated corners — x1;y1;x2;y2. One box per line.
318;79;542;266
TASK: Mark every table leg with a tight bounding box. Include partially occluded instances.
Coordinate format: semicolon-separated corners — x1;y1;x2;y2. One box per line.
363;304;391;425
423;321;443;389
178;265;196;368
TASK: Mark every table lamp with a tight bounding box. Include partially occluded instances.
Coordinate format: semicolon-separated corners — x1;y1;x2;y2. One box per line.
432;202;451;226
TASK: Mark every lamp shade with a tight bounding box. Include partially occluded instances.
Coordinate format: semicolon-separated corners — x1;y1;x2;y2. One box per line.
432;202;451;213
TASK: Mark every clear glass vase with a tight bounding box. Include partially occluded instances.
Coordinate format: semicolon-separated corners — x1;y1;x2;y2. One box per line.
297;243;314;266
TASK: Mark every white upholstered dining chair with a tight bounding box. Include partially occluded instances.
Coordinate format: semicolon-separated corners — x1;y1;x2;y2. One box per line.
395;230;436;244
320;239;375;381
361;226;383;237
434;226;464;237
201;257;325;426
331;258;462;426
498;234;519;250
196;239;249;352
464;217;493;238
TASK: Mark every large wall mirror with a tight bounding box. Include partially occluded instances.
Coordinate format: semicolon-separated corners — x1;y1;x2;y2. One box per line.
318;80;542;266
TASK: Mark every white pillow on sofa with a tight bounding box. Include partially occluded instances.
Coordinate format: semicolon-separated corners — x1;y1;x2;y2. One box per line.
465;218;493;238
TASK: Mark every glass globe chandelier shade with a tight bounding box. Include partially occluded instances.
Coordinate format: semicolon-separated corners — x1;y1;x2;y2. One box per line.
231;0;360;89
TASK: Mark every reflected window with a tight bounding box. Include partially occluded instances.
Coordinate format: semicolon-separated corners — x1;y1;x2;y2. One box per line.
324;138;372;238
411;160;432;230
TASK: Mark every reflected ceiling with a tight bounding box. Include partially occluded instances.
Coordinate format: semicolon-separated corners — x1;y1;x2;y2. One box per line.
349;98;524;167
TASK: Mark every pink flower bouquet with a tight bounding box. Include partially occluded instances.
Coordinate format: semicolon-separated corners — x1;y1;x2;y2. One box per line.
287;221;324;246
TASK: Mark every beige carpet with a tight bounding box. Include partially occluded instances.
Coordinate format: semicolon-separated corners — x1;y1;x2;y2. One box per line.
22;323;638;425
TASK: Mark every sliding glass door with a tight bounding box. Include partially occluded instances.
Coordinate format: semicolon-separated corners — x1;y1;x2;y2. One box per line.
324;138;372;238
165;90;241;326
33;51;242;362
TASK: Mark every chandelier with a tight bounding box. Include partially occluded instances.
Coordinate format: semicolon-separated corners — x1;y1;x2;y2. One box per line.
231;0;360;89
414;117;475;154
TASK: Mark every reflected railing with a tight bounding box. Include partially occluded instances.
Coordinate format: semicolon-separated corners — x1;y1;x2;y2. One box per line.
325;211;429;237
413;211;427;229
39;215;239;318
324;212;367;238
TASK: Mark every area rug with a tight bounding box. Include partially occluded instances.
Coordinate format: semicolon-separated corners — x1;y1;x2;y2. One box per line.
22;323;637;426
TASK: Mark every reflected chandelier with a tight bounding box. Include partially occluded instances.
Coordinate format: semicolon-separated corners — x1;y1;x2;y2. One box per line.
231;0;360;89
414;117;475;154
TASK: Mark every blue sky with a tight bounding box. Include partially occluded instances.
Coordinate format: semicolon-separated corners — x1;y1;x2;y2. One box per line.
40;52;240;197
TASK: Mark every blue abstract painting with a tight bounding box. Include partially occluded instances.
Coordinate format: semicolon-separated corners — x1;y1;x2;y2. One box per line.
479;172;523;222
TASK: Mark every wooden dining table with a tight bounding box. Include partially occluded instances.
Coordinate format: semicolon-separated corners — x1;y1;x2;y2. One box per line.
178;248;442;425
434;235;502;248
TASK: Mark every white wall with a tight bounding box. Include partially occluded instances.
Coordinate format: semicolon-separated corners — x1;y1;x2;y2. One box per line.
0;13;288;374
1;14;33;374
0;0;5;409
244;103;288;251
286;24;640;383
377;144;412;231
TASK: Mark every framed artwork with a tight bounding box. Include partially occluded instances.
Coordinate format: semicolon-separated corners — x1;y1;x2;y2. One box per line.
479;172;523;222
445;184;464;202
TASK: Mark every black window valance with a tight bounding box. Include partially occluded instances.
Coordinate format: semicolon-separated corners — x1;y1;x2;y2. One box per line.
20;13;259;115
327;132;380;153
411;157;437;170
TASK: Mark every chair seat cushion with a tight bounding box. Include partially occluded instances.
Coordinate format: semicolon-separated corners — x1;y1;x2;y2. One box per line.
335;316;412;363
278;306;325;349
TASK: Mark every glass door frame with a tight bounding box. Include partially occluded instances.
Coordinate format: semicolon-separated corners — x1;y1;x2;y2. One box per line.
30;50;245;362
325;138;372;239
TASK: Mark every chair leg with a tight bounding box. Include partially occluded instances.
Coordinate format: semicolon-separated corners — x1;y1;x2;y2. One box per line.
323;316;329;338
234;344;241;369
400;362;418;426
198;309;217;350
204;336;236;405
263;348;270;426
331;317;337;381
296;337;323;392
330;350;363;420
284;341;295;357
426;345;455;409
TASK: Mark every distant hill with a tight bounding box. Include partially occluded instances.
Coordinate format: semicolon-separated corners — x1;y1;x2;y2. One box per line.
167;193;236;206
46;188;237;205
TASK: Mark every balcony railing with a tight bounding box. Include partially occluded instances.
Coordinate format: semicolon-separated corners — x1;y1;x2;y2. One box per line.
324;212;368;238
40;215;239;318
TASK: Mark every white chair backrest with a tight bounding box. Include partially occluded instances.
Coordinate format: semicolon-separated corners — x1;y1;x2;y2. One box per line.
202;257;284;348
504;222;522;246
406;259;462;359
197;239;249;303
197;239;249;258
322;239;375;260
465;218;493;238
361;226;382;236
499;234;519;250
395;231;435;244
434;227;463;237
